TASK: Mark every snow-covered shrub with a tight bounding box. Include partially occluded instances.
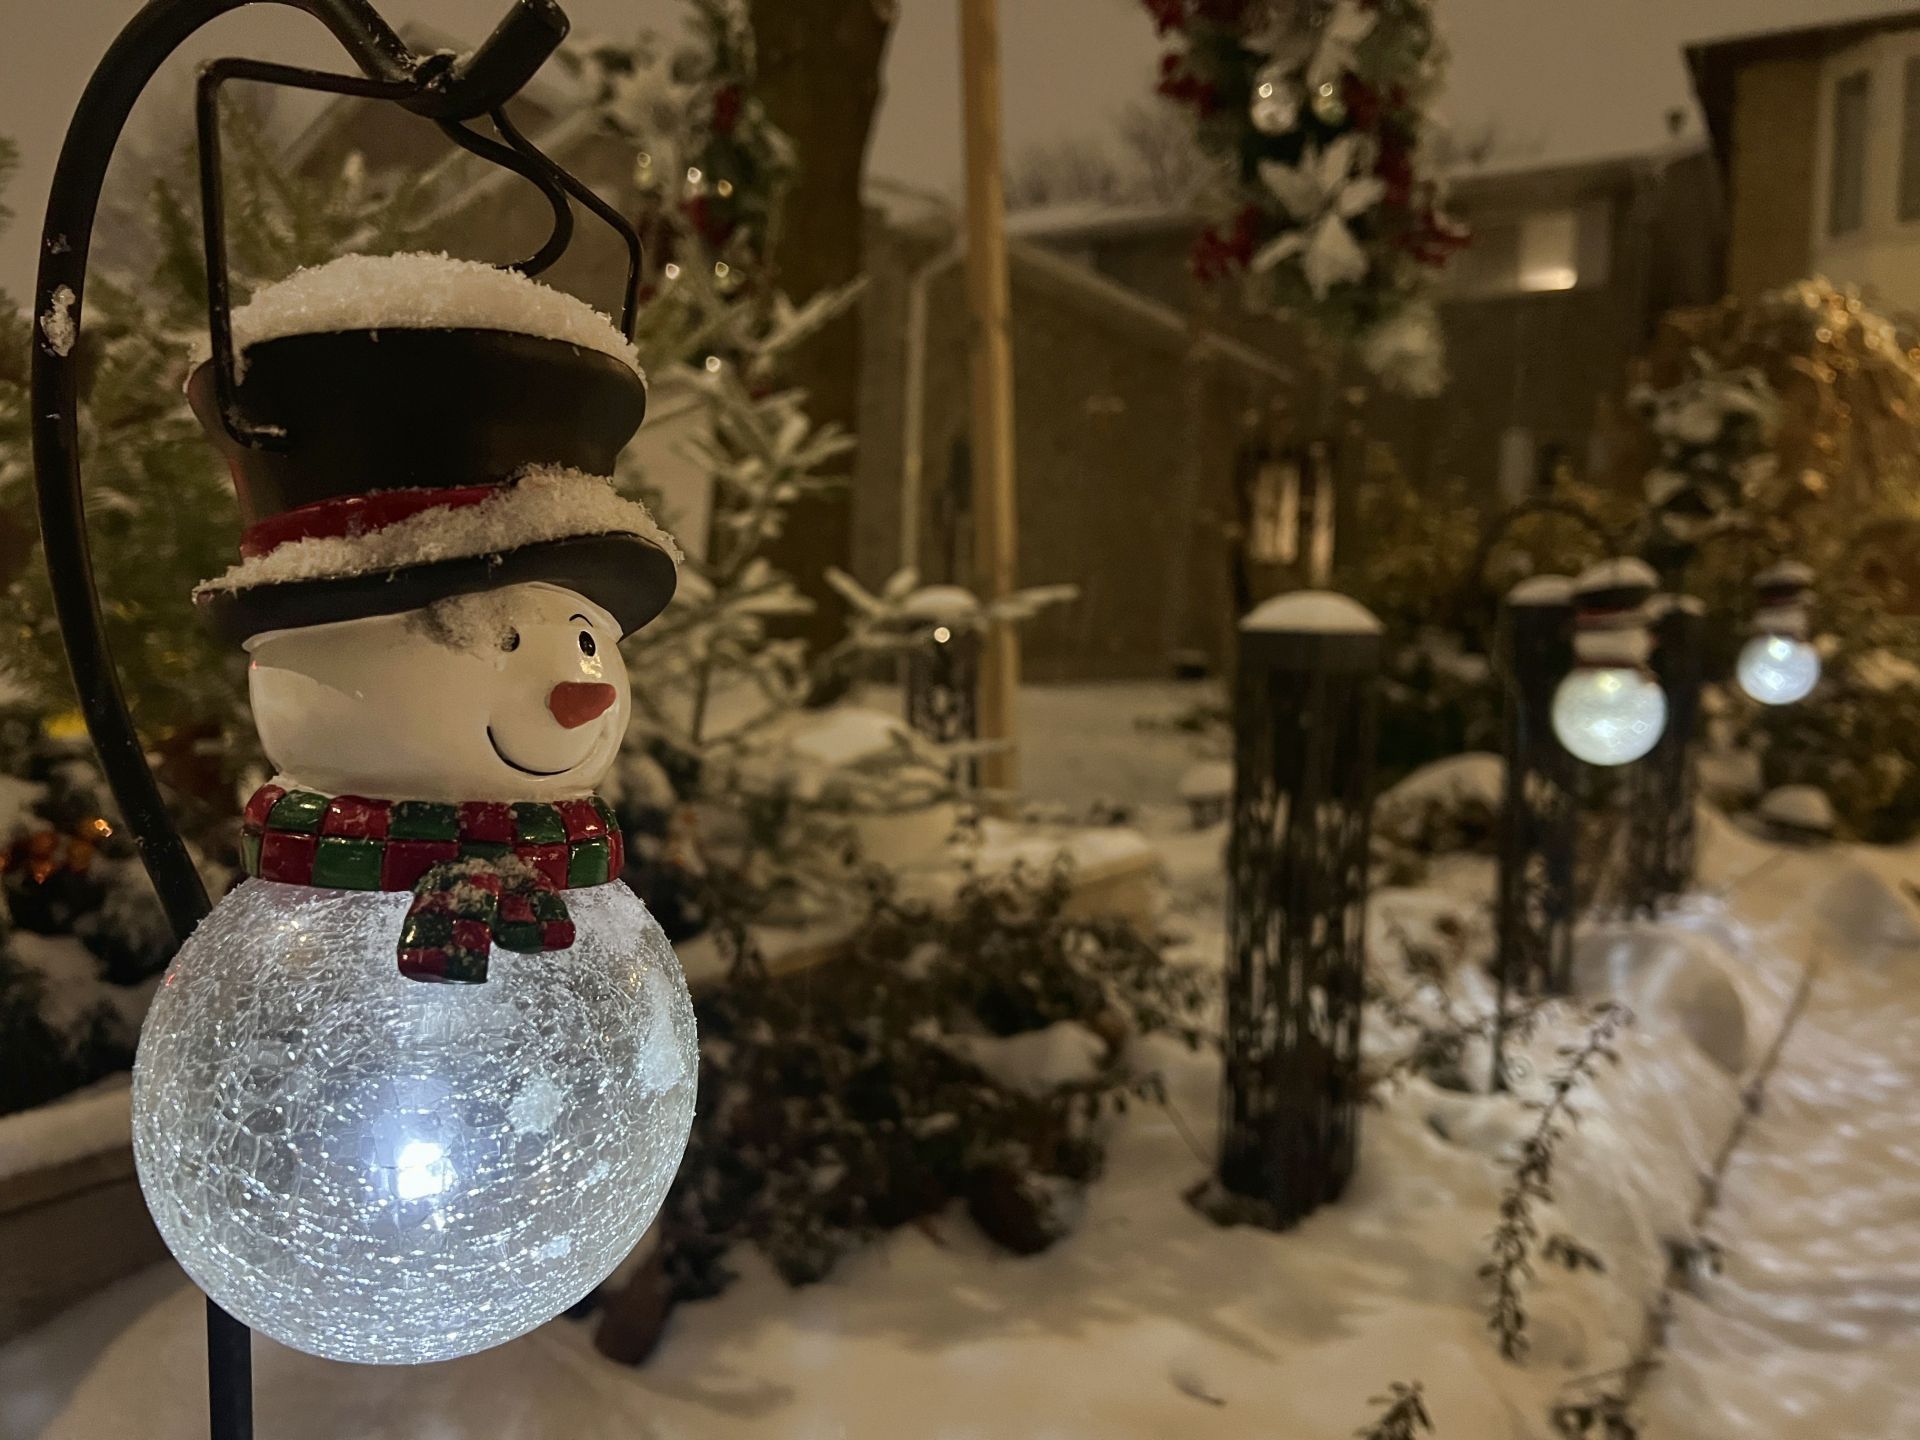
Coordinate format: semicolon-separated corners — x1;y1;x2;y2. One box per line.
1740;600;1920;842
649;864;1207;1315
0;728;170;1115
1373;753;1503;860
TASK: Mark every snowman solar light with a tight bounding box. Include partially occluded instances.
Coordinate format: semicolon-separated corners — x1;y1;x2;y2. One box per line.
30;0;695;1373
1551;558;1669;767
1737;560;1820;707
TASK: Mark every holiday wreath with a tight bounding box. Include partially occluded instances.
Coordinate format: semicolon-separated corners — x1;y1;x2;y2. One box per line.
1146;0;1467;394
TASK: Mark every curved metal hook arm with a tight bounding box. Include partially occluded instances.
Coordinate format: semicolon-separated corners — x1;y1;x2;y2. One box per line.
434;113;576;277
196;56;426;450
491;105;643;338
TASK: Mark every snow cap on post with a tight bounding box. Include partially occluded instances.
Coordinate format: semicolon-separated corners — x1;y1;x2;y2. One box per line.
186;252;676;644
1505;573;1575;608
1239;590;1383;673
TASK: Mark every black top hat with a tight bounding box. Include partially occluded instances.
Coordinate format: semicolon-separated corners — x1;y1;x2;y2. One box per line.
188;326;677;643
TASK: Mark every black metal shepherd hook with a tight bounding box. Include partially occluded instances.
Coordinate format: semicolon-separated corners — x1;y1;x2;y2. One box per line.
28;3;638;1436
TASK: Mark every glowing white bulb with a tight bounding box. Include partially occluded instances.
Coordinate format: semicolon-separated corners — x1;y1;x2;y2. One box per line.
1737;633;1819;706
663;262;681;280
1551;666;1667;766
686;166;703;184
704;355;722;373
932;625;952;644
132;881;696;1365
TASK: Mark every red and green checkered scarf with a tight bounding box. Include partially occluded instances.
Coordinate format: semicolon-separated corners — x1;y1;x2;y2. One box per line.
241;785;626;985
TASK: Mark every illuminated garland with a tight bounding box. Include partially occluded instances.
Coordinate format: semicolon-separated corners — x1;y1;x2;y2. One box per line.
1145;0;1466;394
564;0;791;294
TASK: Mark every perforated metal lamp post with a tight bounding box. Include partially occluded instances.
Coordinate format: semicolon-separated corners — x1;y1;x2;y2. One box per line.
898;585;984;749
1493;576;1579;1003
1625;595;1708;916
29;4;641;1434
1218;591;1381;1226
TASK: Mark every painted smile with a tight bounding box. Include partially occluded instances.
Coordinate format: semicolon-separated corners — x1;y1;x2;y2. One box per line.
487;726;586;778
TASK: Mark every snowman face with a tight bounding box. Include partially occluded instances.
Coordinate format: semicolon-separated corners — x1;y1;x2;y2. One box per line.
246;583;630;802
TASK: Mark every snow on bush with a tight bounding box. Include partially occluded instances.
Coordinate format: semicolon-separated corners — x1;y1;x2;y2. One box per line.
1374;752;1504;857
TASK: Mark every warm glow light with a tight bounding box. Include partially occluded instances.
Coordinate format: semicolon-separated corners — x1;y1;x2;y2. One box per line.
1737;634;1820;706
1551;667;1667;766
932;625;952;644
1519;264;1578;292
133;881;697;1365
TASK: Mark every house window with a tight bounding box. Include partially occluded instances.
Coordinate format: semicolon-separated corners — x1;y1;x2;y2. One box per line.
1248;457;1300;566
1437;202;1608;297
1829;69;1871;236
1246;445;1334;579
1901;58;1920;221
1516;210;1579;292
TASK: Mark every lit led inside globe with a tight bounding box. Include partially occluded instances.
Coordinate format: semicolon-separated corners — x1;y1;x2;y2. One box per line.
1551;666;1667;766
1737;633;1820;706
132;880;697;1365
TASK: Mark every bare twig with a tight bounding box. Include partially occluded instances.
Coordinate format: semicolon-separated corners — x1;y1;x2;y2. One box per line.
1356;1381;1434;1439
1482;1002;1632;1361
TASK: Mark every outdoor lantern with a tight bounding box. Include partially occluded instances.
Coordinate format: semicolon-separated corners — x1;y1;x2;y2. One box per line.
1551;559;1667;767
31;0;695;1376
1736;560;1820;706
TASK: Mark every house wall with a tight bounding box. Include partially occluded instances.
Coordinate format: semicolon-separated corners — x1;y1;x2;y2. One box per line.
854;217;1276;680
1371;152;1723;500
1724;57;1822;296
1806;25;1920;313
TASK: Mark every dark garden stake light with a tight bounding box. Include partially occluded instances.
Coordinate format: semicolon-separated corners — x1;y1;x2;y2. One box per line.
1493;574;1578;1003
31;0;695;1430
1626;592;1708;913
1551;559;1667;768
901;584;984;749
1217;591;1381;1227
1737;560;1820;706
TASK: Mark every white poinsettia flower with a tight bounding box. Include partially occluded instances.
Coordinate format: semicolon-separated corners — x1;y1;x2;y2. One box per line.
1253;212;1369;296
1253;136;1383;297
1258;135;1384;221
1300;213;1370;295
1307;0;1378;91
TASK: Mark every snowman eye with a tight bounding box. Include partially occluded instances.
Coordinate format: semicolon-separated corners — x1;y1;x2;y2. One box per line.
577;631;597;658
501;629;521;653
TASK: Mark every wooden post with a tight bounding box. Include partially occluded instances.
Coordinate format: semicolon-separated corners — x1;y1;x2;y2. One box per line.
958;0;1020;795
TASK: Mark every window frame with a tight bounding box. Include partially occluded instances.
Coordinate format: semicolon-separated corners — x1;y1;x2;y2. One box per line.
1827;66;1873;238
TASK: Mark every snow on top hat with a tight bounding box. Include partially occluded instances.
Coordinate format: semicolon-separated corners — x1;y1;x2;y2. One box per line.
188;253;678;643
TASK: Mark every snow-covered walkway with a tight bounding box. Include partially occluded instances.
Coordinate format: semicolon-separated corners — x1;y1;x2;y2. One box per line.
1641;850;1920;1438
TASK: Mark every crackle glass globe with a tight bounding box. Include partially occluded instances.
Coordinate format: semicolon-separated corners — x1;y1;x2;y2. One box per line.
1552;666;1667;767
132;879;697;1365
1737;633;1820;706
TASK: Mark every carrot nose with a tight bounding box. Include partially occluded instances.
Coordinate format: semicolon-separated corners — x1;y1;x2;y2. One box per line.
548;682;617;729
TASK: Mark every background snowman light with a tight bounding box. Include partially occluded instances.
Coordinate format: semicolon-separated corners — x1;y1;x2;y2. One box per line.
130;253;698;1366
1551;558;1669;768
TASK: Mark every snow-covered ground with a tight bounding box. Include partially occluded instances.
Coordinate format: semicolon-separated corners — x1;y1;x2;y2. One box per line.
1639;844;1920;1438
4;684;1915;1440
